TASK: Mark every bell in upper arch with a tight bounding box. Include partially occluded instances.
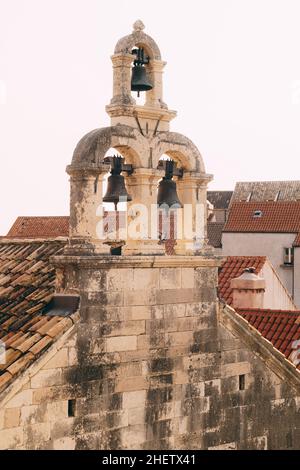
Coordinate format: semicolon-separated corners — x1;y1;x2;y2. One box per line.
131;64;153;96
131;47;153;97
157;160;183;209
103;156;132;210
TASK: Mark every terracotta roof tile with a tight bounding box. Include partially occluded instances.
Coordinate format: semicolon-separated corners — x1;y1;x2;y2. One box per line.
0;239;79;394
224;202;300;245
6;217;69;239
28;336;53;356
237;308;300;366
7;352;34;377
218;256;266;305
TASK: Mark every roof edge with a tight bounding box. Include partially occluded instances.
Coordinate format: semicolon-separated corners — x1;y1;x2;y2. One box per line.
219;302;300;391
0;237;69;244
0;311;79;406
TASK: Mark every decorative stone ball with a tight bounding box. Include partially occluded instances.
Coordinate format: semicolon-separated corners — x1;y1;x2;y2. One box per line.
133;20;145;32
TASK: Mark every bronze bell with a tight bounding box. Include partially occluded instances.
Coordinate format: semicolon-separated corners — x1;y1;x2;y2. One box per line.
157;160;183;209
103;157;132;210
131;48;153;97
131;65;153;96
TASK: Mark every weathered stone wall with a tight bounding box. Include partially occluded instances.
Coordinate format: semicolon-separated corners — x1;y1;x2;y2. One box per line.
0;257;299;450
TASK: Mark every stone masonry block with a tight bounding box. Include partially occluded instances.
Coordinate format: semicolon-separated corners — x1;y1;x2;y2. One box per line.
221;362;251;378
107;268;134;291
133;268;159;290
160;268;181;289
166;331;194;346
164;304;186;319
122;390;147;409
115;376;148;393
53;437;76;450
181;268;195;289
0;427;23;449
123;306;152;320
20;404;47;425
43;348;69;370
156;289;194;305
5;390;33;409
106;335;137;352
105;320;145;337
4;408;20;428
121;424;146;448
128;407;145;426
124;290;156;306
46;401;68;422
31;368;63;389
23;422;51;449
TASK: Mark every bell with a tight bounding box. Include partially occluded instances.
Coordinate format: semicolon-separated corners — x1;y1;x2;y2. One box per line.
157;178;182;208
131;64;153;96
103;157;132;210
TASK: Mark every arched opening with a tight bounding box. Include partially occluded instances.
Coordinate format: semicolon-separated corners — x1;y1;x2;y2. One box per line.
100;147;132;254
157;154;183;255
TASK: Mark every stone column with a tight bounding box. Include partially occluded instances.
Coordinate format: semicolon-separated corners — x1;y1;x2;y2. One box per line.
175;172;208;255
145;60;168;109
123;168;165;255
110;53;135;106
67;165;111;254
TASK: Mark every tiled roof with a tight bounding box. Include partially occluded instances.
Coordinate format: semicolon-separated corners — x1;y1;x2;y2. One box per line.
218;256;266;305
223;201;300;238
238;308;300;367
232;181;300;203
6;217;69;239
207;222;224;248
207;191;233;209
293;232;300;247
0;239;79;394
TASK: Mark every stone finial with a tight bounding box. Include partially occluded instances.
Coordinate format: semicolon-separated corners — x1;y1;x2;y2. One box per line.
133;20;145;32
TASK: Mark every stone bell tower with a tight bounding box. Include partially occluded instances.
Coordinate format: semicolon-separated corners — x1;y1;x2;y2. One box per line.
66;19;213;256
53;22;222;450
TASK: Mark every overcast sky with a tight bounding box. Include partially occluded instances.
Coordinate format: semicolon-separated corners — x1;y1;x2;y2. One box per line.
1;0;300;234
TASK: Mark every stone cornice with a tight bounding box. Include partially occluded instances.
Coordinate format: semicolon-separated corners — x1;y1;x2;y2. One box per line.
52;253;223;269
220;303;300;391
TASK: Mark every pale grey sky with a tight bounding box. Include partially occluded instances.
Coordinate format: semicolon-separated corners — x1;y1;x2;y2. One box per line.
1;0;300;234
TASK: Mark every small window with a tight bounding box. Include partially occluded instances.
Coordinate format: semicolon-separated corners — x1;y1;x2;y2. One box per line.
284;247;294;265
68;399;76;417
239;374;245;390
253;210;263;218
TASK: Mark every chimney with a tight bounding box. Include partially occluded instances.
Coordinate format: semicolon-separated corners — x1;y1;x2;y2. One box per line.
230;267;265;309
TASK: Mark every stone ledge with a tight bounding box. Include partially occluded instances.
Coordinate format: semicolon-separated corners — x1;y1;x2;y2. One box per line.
52;254;223;269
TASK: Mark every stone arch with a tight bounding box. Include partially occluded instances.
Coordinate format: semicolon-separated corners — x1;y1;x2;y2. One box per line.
151;132;206;173
71;125;150;169
114;31;161;61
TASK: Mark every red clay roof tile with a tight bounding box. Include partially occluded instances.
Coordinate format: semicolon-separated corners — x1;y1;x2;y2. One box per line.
237;308;300;365
6;217;69;239
223;201;300;247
